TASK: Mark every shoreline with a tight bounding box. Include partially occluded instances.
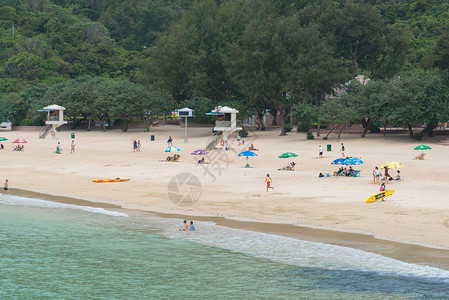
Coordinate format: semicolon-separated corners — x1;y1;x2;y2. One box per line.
10;188;449;271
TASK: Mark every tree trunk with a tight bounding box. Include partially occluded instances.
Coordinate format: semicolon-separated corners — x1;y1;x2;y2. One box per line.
87;115;93;131
407;123;414;138
383;124;387;139
325;126;336;138
317;123;321;137
337;126;344;140
361;117;371;138
279;109;286;136
420;123;436;137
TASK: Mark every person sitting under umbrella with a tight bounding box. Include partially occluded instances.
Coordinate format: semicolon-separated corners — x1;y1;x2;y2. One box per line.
197;157;208;164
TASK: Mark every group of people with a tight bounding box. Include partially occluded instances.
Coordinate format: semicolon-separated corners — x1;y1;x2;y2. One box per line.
176;220;196;231
278;161;296;171
166;154;180;162
333;166;355;176
12;145;24;151
132;140;141;152
373;166;401;184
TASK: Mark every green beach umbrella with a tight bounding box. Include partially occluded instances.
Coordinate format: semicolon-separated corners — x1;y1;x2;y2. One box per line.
414;144;432;150
278;152;298;159
278;152;298;164
0;137;7;141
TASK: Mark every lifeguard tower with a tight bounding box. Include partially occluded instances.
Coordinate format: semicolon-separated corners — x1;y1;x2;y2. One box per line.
38;104;67;139
205;106;242;150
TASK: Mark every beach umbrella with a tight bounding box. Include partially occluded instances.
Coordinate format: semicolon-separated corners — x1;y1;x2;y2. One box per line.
164;146;181;152
0;137;7;141
238;150;258;168
191;149;208;155
414;145;432;151
342;157;364;165
381;162;404;169
278;152;298;164
331;158;347;165
12;138;27;143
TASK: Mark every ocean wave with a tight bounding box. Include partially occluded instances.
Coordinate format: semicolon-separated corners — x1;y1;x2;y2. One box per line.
157;218;449;282
0;195;128;217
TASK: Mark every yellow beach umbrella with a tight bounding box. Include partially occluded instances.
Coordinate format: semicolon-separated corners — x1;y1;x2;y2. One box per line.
380;161;404;169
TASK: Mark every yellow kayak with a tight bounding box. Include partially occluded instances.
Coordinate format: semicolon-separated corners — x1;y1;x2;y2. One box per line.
92;179;130;183
365;189;394;203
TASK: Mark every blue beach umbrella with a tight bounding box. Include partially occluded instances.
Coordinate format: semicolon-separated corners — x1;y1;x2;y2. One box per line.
342;157;364;165
331;158;346;165
239;150;258;168
165;146;181;152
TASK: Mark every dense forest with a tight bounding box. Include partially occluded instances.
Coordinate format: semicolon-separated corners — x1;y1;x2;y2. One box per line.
0;0;448;137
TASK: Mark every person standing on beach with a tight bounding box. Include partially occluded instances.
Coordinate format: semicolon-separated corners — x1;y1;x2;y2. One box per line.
167;136;173;147
373;167;381;184
341;143;345;157
3;179;8;196
265;174;274;192
71;140;75;154
137;140;141;152
319;145;323;158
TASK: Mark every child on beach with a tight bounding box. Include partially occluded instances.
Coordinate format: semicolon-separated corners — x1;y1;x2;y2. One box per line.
341;143;345;157
71;140;75;154
167;136;173;146
319;145;323;158
265;174;274;192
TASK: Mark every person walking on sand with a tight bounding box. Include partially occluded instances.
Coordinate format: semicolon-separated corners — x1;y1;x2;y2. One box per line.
319;145;323;158
373;167;381;184
265;174;274;192
3;179;8;196
71;140;75;154
137;140;141;152
341;143;345;157
167;136;173;147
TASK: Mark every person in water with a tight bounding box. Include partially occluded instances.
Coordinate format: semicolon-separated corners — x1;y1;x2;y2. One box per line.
189;221;196;231
176;220;190;231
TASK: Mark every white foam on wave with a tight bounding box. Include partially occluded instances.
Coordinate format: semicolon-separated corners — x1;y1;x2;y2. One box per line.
154;217;449;282
0;195;128;217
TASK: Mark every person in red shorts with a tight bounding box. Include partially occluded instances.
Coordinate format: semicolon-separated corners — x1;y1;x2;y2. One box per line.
265;174;274;192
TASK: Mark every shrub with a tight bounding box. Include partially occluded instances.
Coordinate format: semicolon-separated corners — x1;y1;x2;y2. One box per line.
414;133;423;141
284;123;293;132
307;132;315;140
323;136;328;140
296;122;309;132
369;122;381;133
19;119;33;126
239;126;248;137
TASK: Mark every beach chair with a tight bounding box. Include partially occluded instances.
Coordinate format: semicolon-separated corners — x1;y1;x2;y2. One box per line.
414;153;426;160
173;155;180;162
349;170;361;177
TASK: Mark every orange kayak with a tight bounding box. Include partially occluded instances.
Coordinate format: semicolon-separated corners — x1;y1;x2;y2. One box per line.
92;179;130;183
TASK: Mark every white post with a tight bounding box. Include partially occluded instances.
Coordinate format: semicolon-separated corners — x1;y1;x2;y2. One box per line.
184;116;188;143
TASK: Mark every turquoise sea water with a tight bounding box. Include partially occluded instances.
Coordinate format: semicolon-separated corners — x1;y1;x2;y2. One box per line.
1;195;448;299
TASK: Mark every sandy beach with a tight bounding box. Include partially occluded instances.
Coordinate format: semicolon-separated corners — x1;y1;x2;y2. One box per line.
2;126;449;258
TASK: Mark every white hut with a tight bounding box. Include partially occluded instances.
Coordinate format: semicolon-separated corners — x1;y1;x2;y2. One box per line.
38;104;68;139
206;106;242;150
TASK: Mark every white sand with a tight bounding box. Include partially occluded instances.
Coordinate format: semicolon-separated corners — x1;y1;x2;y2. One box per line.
1;126;448;249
